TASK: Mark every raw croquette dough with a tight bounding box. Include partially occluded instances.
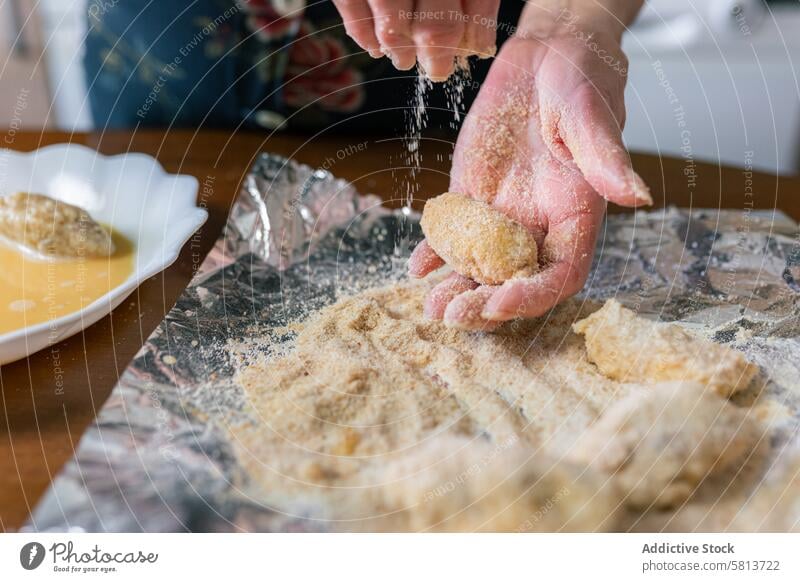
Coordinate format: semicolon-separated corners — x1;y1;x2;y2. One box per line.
572;382;765;509
420;192;538;285
229;283;770;531
573;299;758;397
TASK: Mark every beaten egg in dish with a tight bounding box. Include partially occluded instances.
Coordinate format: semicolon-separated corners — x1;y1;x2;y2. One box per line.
0;192;134;336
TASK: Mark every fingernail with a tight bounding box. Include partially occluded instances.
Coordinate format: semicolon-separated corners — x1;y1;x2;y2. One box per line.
480;294;510;320
368;48;383;59
462;39;496;59
480;287;510;319
408;265;425;279
632;174;653;205
419;54;455;82
390;45;416;70
443;316;479;331
392;54;416;71
477;44;497;59
481;307;515;321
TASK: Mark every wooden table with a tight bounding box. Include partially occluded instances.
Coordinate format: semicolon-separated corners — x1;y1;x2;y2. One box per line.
1;129;798;531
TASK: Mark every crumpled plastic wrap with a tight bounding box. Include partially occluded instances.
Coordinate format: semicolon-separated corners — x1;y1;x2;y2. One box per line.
24;154;800;532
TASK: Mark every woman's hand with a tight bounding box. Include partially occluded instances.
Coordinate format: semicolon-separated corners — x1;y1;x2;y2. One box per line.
408;27;650;330
332;1;500;80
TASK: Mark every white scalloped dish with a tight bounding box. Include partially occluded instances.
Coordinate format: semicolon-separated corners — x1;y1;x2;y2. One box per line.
0;144;208;365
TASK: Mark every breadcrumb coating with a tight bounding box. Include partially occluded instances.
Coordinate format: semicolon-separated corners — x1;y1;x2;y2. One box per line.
0;192;114;258
573;299;758;397
572;382;765;509
420;192;538;285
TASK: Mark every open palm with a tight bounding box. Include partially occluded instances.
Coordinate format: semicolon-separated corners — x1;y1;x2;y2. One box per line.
409;35;651;330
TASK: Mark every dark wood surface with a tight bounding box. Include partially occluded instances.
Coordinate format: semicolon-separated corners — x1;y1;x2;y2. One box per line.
1;129;798;531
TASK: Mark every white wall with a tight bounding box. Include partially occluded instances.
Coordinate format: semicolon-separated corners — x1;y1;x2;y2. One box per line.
623;1;800;174
38;0;92;132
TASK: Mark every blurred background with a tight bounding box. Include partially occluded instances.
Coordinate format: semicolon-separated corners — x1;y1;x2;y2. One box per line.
1;0;799;173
